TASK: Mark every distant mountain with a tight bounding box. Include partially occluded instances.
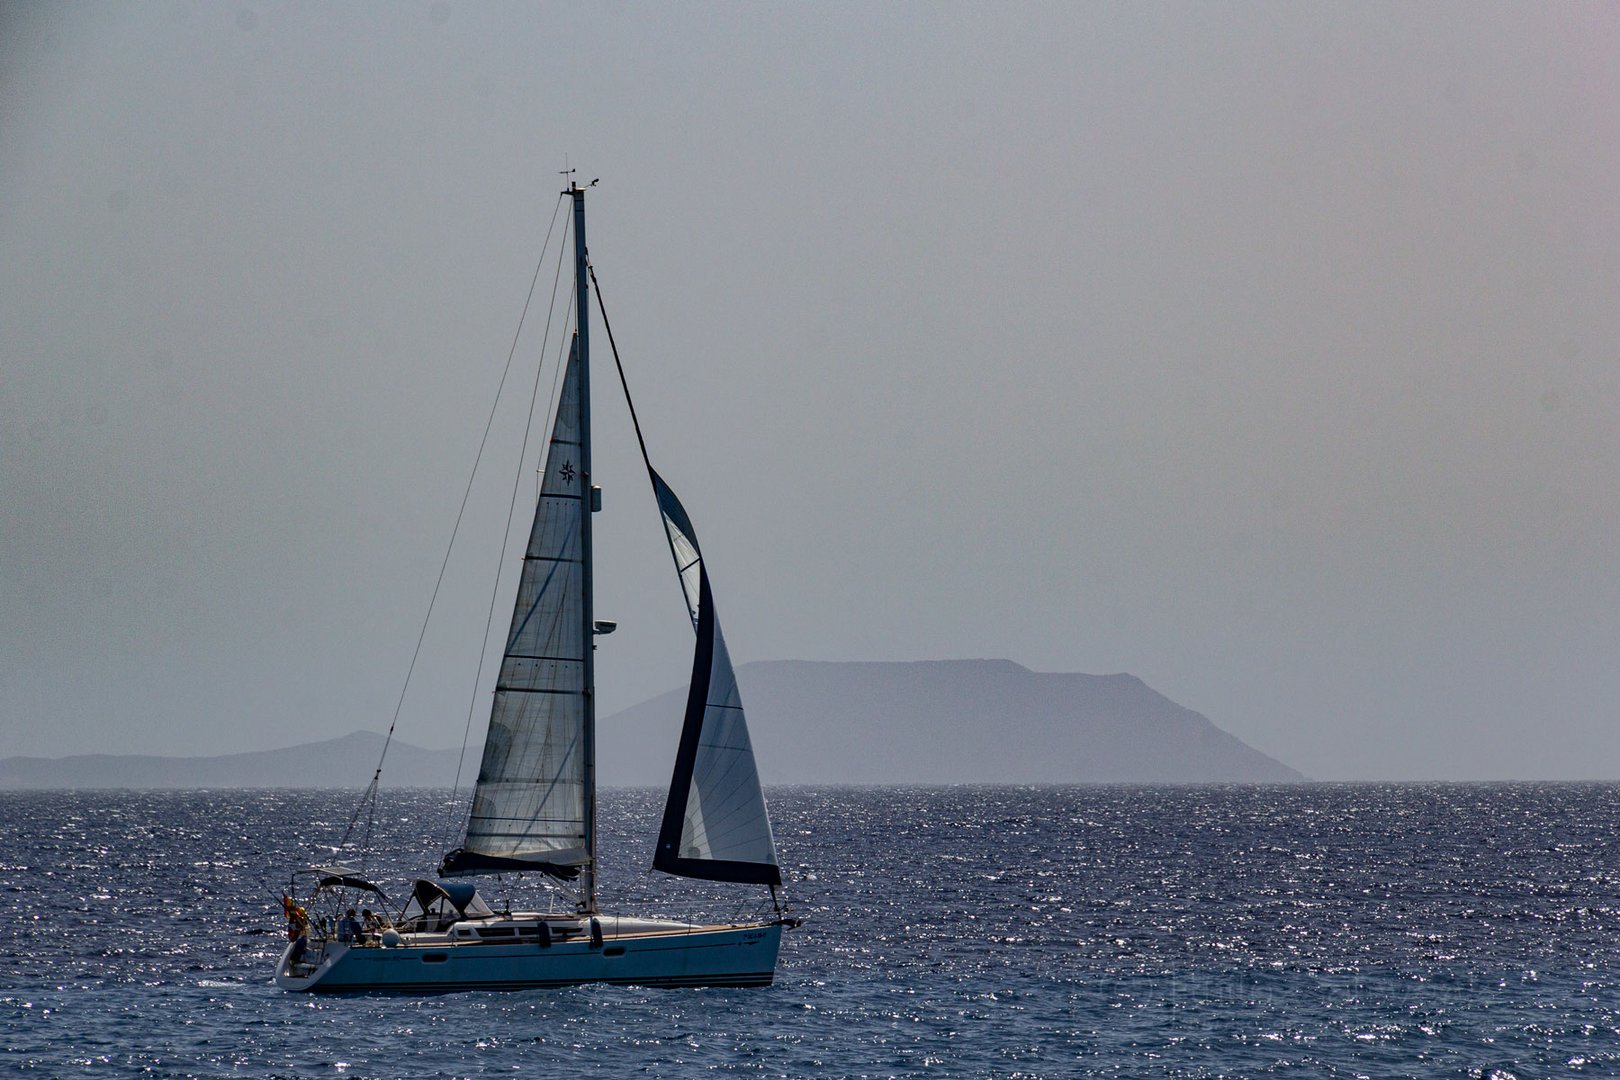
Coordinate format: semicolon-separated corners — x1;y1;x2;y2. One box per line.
0;660;1302;788
0;731;464;790
599;660;1303;785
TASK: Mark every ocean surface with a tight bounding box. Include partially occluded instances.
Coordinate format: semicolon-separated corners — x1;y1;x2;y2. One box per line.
3;784;1618;1077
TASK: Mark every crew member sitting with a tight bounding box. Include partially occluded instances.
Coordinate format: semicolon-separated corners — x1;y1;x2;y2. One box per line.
337;907;364;944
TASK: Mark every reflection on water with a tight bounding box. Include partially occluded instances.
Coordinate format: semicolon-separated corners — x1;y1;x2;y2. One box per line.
3;784;1617;1076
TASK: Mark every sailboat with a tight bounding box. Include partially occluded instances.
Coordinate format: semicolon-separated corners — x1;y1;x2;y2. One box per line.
275;181;793;992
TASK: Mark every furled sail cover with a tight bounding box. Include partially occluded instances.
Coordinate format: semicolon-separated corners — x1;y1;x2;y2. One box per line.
442;345;589;880
650;470;780;885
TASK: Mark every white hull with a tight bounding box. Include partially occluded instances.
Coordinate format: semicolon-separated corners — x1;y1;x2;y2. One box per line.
275;916;784;993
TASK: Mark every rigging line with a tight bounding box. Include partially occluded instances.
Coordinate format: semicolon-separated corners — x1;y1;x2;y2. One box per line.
334;771;379;864
447;278;574;812
332;193;567;859
588;262;654;477
536;280;575;502
588;261;696;602
444;194;576;845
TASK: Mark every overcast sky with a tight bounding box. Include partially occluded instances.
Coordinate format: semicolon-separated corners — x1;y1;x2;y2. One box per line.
3;2;1616;780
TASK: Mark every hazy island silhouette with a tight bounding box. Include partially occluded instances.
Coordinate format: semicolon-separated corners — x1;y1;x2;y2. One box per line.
0;660;1301;788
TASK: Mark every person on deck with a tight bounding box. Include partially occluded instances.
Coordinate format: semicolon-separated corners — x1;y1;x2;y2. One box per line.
337;908;364;944
283;896;308;941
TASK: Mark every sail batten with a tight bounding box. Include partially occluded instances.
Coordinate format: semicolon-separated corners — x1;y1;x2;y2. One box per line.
444;342;592;882
649;470;780;887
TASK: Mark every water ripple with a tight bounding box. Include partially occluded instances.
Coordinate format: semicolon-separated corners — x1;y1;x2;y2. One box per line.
2;784;1618;1075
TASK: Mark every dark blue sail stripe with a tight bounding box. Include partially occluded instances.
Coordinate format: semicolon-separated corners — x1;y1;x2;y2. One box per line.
652;550;779;886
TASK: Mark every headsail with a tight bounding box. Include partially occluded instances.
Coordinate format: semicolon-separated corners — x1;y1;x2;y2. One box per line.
650;470;780;886
442;343;590;880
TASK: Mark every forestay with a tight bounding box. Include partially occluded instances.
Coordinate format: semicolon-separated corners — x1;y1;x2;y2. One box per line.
650;470;780;886
442;344;590;880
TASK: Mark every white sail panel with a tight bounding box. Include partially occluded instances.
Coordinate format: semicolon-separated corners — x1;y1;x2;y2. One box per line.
656;479;703;627
651;471;779;885
674;619;776;865
444;345;590;878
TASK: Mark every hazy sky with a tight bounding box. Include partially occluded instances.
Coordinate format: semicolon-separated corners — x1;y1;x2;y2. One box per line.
4;2;1616;780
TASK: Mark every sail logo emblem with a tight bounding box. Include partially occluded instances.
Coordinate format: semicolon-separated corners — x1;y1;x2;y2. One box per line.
559;461;576;485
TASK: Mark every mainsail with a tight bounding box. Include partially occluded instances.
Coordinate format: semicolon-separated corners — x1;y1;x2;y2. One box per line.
650;470;780;886
442;343;590;880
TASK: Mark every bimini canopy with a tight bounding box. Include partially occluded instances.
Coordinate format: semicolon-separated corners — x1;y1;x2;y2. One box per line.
300;864;387;900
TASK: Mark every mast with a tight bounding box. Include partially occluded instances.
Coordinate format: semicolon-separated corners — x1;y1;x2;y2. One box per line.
570;181;597;913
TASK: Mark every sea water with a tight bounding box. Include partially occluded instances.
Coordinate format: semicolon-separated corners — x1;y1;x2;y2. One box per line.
3;785;1617;1077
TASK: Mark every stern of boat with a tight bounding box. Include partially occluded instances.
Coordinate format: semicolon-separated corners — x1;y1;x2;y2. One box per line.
274;935;349;992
